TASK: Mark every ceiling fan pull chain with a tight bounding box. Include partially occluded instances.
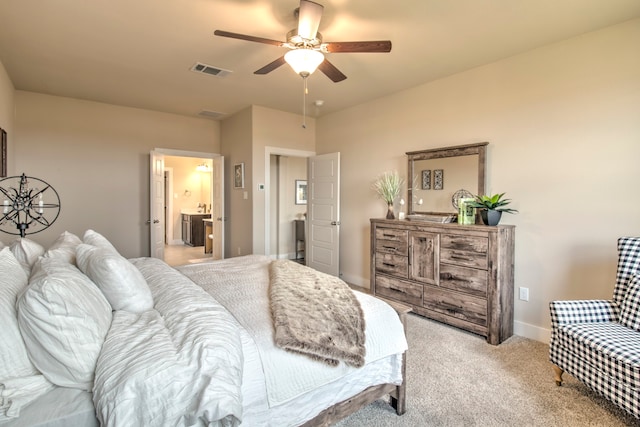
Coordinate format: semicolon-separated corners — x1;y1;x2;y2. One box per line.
302;76;308;129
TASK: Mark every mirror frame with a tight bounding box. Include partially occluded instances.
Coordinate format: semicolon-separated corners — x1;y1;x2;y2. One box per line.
407;142;488;215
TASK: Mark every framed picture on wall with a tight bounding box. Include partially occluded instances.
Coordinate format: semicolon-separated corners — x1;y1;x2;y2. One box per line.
295;180;307;205
234;163;244;189
1;128;6;178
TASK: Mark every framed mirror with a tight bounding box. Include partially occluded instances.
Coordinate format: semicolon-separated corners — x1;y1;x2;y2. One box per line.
407;142;487;215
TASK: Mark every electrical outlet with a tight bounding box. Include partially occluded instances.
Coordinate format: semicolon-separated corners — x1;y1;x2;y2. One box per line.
519;287;529;301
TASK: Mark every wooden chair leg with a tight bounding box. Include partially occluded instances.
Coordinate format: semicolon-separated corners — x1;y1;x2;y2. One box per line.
552;364;564;386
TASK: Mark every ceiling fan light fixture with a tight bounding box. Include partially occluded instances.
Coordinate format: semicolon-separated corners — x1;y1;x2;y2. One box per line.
284;49;324;76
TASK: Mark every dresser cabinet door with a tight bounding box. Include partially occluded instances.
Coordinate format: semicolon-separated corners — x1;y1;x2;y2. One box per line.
409;232;439;285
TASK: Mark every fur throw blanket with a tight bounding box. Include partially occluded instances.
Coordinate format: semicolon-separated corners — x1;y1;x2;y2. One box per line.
269;260;366;368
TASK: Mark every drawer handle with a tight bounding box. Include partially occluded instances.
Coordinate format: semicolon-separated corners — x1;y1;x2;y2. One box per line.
441;272;454;280
382;233;396;238
382;262;397;268
450;255;471;261
388;286;403;293
382;245;398;250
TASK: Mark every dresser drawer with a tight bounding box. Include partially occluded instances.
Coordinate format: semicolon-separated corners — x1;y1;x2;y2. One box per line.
375;228;408;253
440;235;488;269
423;286;487;326
375;275;423;306
375;253;408;278
440;264;488;297
376;239;408;256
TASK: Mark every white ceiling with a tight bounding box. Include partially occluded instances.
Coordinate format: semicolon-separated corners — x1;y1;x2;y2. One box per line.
1;0;639;120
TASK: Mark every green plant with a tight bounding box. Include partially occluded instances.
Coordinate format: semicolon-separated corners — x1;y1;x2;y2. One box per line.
467;193;518;213
372;171;404;204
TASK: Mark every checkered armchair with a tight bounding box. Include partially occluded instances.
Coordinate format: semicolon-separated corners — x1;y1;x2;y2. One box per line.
549;237;640;419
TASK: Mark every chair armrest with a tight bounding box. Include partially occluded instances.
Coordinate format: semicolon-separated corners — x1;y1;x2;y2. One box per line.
549;299;618;327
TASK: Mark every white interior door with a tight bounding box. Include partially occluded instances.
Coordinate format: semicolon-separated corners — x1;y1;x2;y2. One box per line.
150;150;165;259
307;152;340;276
212;156;224;259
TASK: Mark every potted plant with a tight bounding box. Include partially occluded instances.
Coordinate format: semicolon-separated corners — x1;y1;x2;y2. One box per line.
372;171;404;219
467;192;518;226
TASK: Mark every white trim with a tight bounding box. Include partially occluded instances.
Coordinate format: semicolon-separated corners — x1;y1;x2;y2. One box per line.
164;167;174;246
514;320;550;344
264;146;315;256
153;148;220;159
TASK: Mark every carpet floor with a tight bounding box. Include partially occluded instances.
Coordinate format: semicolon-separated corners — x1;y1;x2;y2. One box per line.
334;313;639;427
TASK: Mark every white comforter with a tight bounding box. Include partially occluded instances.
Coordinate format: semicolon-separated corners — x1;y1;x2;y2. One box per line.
92;258;244;427
177;255;408;407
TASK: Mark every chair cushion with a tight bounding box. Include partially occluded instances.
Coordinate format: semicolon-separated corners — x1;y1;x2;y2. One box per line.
619;275;640;331
554;321;640;390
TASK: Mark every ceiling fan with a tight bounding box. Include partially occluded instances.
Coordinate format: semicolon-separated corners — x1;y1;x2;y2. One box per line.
214;0;392;82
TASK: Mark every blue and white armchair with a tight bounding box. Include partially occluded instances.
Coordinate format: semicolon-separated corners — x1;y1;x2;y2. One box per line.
549;237;640;419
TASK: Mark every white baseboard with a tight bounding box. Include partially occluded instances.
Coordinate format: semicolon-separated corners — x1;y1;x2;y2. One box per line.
341;273;368;289
514;320;550;344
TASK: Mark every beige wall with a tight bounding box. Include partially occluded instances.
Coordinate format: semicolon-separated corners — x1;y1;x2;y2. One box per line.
317;19;640;341
220;107;253;257
11;91;220;257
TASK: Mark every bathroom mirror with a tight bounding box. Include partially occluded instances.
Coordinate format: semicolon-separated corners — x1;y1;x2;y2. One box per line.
407;142;487;215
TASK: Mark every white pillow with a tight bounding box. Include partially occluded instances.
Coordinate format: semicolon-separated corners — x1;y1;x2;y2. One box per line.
17;257;112;390
9;237;45;275
76;244;153;313
44;231;82;264
83;229;118;253
0;248;53;419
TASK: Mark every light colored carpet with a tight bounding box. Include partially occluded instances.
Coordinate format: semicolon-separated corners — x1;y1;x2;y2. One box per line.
335;314;639;427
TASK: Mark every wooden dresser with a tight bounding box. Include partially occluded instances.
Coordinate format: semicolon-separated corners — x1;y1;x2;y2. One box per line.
370;218;515;345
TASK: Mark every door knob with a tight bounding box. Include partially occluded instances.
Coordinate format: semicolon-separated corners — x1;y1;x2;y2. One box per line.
153;219;160;224
331;221;341;226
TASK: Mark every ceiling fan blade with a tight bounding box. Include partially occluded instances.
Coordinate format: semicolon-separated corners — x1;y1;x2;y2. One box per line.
254;56;287;75
214;30;285;47
318;59;347;83
297;0;324;40
324;40;392;53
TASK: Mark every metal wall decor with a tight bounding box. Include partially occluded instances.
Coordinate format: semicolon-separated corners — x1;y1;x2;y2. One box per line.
0;174;61;237
421;170;431;190
434;169;444;190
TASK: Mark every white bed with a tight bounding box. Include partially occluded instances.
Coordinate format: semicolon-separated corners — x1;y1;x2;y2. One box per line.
1;233;408;427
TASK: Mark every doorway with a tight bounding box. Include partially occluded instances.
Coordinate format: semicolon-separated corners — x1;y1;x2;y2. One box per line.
269;154;309;261
150;149;223;265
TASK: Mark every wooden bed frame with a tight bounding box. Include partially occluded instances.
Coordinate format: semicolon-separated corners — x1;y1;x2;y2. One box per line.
303;299;411;426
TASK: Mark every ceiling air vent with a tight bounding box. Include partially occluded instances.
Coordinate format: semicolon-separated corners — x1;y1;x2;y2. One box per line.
190;62;232;78
198;110;225;120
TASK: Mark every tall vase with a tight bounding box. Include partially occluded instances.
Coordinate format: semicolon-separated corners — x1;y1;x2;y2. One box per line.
386;203;395;219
